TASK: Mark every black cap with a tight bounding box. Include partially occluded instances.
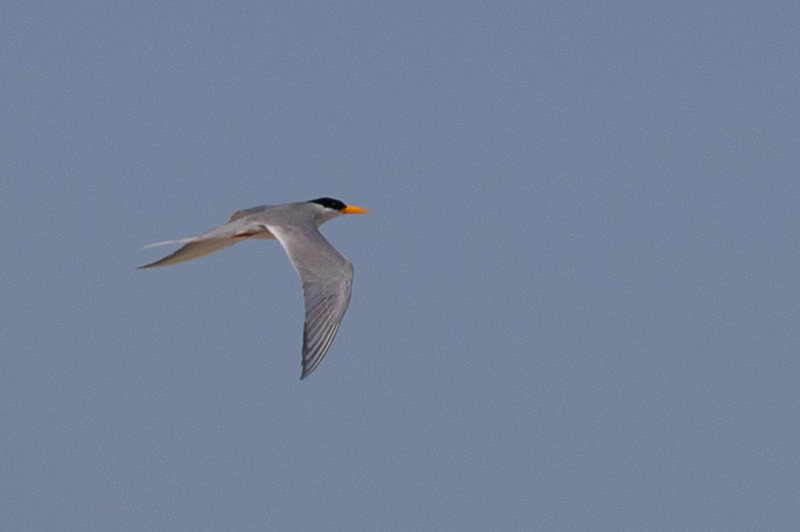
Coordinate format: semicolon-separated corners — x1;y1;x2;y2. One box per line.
309;197;347;211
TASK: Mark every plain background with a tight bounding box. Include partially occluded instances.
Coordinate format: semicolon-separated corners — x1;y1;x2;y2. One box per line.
2;2;798;530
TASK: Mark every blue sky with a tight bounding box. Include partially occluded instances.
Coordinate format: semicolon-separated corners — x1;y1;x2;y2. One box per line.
2;2;799;530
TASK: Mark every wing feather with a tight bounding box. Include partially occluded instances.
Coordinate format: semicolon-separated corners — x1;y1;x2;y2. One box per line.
138;216;269;269
266;223;354;379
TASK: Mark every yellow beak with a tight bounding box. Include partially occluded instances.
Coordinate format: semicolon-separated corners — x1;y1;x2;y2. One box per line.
341;205;369;215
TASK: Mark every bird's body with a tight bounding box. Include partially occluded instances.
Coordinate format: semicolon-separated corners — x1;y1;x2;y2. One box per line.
139;197;368;379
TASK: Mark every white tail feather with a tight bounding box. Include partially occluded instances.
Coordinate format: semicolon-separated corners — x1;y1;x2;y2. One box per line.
141;236;199;249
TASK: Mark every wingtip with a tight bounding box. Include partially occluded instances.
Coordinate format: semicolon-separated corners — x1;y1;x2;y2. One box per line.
137;258;166;270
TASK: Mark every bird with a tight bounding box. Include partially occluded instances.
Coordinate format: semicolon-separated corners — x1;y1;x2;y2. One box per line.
139;197;369;379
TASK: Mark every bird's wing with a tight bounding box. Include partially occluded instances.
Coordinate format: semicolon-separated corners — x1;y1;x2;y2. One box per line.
139;215;271;269
265;223;354;379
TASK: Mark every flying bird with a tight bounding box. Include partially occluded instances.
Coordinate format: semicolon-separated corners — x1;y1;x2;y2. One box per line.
139;197;368;379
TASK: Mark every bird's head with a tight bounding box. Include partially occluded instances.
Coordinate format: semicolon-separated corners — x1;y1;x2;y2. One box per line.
308;197;369;223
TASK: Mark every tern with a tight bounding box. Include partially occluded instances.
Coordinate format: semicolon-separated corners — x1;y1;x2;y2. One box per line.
139;197;368;379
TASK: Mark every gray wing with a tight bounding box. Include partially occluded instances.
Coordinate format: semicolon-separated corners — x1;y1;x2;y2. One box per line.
266;223;354;379
139;211;272;269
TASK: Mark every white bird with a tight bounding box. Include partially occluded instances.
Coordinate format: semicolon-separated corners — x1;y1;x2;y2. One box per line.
139;197;369;379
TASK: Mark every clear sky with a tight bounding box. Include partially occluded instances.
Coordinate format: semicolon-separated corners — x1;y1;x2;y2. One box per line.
2;2;798;530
